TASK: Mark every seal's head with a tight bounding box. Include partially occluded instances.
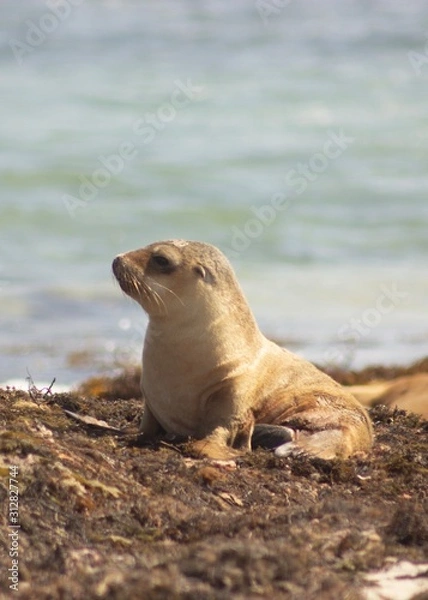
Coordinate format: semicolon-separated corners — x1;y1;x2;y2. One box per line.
112;239;242;319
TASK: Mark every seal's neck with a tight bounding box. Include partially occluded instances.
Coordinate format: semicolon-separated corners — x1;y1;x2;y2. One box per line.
144;299;263;368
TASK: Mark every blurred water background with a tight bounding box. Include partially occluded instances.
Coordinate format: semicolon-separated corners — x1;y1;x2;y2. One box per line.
0;0;427;388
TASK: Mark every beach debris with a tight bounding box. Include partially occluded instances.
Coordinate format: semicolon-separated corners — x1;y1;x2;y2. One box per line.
363;561;428;600
26;370;56;400
63;409;122;433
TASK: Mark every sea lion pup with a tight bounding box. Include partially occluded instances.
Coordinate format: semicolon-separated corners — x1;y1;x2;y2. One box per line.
112;240;373;461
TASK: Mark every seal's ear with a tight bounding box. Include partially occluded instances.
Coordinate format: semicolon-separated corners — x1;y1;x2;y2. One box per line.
194;264;215;284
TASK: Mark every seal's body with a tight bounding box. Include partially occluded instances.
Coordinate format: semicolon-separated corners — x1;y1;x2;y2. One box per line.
113;240;372;460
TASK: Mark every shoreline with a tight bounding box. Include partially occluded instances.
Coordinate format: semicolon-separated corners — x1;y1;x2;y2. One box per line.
2;356;427;421
2;354;428;391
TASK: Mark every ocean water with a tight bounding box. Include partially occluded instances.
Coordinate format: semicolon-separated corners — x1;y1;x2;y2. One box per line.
0;0;427;388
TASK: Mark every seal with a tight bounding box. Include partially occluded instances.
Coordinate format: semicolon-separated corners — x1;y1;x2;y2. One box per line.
112;240;373;461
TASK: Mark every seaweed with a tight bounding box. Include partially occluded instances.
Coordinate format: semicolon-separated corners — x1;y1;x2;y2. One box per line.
0;370;427;599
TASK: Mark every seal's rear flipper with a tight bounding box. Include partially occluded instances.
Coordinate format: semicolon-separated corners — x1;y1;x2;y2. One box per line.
274;429;348;460
251;424;294;450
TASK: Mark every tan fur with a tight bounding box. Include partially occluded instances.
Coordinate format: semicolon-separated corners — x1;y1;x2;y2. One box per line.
349;374;428;419
113;240;373;461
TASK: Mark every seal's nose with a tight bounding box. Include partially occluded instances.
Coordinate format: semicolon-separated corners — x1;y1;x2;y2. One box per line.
112;255;124;278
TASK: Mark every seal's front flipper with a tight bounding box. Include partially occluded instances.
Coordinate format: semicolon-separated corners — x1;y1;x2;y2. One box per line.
185;437;241;461
251;424;295;450
139;404;162;438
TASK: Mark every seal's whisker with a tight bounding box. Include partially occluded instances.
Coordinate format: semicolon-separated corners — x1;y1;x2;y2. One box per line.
141;279;167;315
149;285;168;316
150;280;185;308
131;275;140;297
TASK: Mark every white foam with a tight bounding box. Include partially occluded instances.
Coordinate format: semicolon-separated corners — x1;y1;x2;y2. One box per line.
0;379;71;394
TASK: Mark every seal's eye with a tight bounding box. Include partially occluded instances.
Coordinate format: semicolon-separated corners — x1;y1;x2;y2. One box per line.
151;254;172;270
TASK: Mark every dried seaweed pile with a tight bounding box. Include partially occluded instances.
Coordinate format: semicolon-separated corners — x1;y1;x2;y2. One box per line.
0;382;427;599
